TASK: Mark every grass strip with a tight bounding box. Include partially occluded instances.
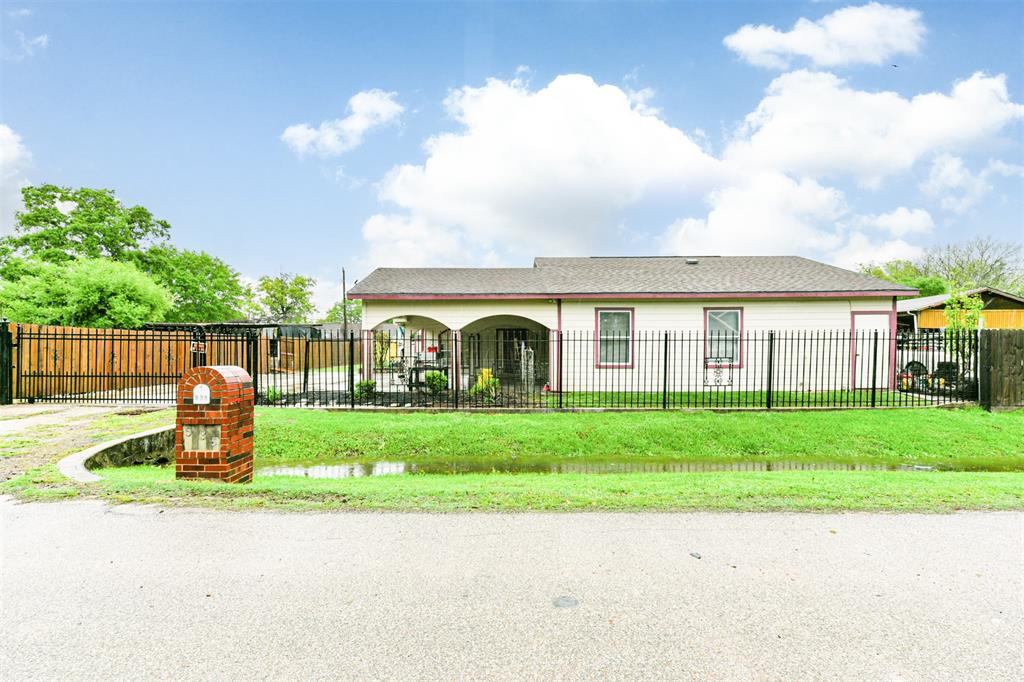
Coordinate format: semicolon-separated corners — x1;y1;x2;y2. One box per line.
91;465;1024;513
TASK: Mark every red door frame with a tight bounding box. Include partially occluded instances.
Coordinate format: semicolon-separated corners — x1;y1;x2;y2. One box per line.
850;305;897;390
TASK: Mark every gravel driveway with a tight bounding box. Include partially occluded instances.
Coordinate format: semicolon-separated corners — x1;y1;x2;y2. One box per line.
2;499;1021;680
0;404;170;481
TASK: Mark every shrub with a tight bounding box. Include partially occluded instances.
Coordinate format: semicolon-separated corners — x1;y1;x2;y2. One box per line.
265;387;282;404
354;379;376;402
424;370;448;395
468;369;501;403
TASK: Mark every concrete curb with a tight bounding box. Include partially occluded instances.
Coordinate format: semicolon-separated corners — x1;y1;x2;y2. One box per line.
58;425;175;483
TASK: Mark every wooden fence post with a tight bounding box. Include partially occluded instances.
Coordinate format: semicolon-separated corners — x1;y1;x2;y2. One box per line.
981;330;1024;411
979;330;991;411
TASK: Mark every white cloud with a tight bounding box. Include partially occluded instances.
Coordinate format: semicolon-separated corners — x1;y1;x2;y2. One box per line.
829;232;924;270
281;89;404;156
660;172;847;256
724;2;925;68
359;213;497;270
351;68;1022;273
311;278;342;318
0;124;31;235
364;74;723;265
5;31;48;62
327;166;366;190
6;8;32;18
625;86;660;116
726;70;1024;186
921;154;1024;214
659;174;935;271
858;206;934;237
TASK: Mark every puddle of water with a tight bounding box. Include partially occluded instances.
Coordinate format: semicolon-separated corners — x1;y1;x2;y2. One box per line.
259;462;410;479
255;458;1010;479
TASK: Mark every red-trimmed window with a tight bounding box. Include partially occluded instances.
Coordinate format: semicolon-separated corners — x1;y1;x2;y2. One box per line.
705;308;743;368
596;308;633;367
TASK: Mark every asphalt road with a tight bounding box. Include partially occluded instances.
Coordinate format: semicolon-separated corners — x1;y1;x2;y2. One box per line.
2;498;1021;681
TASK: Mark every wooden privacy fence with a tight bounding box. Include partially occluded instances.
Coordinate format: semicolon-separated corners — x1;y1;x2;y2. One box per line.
9;324;195;401
918;309;1024;329
0;322;362;404
261;335;353;373
979;330;1024;410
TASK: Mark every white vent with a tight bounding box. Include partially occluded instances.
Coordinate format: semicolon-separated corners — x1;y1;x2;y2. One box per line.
685;258;699;265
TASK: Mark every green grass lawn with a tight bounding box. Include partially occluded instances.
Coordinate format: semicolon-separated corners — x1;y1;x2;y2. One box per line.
253;407;1024;470
5;406;1023;512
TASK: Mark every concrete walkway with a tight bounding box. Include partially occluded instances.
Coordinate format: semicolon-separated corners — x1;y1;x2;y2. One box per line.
2;498;1021;680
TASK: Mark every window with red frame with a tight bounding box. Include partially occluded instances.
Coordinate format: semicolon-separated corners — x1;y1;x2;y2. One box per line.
705;309;742;367
597;309;632;366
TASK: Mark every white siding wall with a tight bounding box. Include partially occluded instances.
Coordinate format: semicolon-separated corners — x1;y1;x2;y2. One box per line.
363;297;892;332
557;298;893;394
361;297;895;394
559;298;891;331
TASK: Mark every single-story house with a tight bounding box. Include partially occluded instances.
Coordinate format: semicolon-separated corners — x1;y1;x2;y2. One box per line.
348;256;917;392
897;287;1024;331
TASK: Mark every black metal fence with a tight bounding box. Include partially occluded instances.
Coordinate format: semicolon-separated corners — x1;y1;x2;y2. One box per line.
2;322;982;410
351;328;977;409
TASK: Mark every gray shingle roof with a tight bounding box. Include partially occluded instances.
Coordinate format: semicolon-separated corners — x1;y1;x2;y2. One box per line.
349;256;917;297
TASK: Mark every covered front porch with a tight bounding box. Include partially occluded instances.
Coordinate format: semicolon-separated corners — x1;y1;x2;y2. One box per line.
360;308;556;405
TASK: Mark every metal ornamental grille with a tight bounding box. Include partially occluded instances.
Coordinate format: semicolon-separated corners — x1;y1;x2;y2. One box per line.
7;324;981;410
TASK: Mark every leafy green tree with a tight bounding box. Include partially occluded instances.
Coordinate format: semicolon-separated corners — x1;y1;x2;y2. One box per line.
0;258;172;328
903;276;950;298
860;259;925;283
923;238;1024;294
250;274;316;323
859;260;949;297
944;292;984;390
861;237;1024;297
2;185;169;266
1;185;249;324
944;292;984;331
322;298;362;326
133;246;247;322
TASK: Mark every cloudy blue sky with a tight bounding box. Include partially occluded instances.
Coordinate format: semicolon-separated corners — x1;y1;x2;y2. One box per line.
2;1;1022;311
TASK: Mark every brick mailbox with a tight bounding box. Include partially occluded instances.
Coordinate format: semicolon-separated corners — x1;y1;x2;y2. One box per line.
176;366;254;483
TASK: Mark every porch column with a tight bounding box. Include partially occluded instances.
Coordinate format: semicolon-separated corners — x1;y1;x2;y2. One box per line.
450;329;460;390
548;329;559;391
362;329;373;381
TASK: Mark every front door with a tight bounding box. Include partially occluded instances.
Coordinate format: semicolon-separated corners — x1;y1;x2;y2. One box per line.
851;312;891;390
495;328;530;376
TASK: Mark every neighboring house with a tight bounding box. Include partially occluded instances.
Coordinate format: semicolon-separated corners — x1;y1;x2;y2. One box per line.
348;255;916;390
897;287;1024;331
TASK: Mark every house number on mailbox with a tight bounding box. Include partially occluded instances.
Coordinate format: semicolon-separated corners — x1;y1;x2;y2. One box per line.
193;383;211;405
182;424;221;452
